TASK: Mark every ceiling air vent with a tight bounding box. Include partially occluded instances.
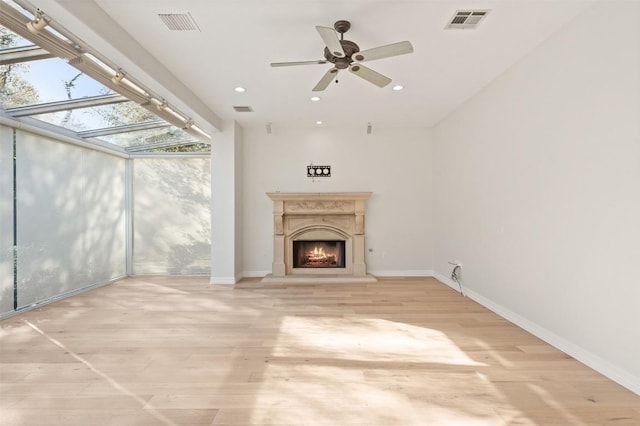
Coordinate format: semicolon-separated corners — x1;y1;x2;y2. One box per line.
446;10;490;29
233;106;253;112
158;13;201;31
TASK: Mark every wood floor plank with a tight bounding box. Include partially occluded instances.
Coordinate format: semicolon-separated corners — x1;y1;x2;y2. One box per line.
1;276;638;426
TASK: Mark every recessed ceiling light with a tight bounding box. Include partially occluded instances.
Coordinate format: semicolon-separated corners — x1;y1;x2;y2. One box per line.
234;87;246;93
316;120;323;125
392;85;404;91
310;96;321;102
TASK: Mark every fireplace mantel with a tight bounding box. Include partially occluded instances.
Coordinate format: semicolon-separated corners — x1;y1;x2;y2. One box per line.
263;192;376;283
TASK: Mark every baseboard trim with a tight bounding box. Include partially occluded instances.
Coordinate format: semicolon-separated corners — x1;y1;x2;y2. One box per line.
431;273;640;396
242;270;271;278
209;277;238;285
369;269;434;277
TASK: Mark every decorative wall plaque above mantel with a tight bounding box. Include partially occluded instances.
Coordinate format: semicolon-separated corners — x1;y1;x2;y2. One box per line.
307;165;331;177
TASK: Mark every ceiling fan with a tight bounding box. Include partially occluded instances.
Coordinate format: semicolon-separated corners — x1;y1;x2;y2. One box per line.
270;20;413;91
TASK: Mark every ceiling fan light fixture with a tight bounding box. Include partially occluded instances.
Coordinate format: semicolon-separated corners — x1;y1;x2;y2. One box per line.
316;120;323;125
392;85;404;91
234;86;246;93
310;96;321;102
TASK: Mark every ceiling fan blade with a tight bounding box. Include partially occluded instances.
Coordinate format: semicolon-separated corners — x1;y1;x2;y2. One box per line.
353;41;414;62
270;60;328;67
348;64;392;88
313;68;339;92
316;26;345;58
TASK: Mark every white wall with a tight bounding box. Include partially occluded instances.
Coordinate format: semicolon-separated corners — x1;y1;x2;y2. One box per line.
242;125;433;277
133;158;211;275
433;1;640;393
0;126;14;316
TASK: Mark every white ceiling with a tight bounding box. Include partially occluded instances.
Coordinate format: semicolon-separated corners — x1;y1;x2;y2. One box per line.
46;0;593;132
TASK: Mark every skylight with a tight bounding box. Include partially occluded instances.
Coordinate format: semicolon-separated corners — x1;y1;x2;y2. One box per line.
0;0;210;154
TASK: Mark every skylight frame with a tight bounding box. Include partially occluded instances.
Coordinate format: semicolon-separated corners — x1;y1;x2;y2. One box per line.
3;93;128;117
0;44;53;64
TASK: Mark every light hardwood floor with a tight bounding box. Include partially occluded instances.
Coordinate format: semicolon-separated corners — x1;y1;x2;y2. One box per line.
1;276;638;425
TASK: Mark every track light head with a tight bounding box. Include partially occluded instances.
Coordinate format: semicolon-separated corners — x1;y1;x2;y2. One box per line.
157;99;168;111
111;70;125;84
26;11;48;35
366;122;372;134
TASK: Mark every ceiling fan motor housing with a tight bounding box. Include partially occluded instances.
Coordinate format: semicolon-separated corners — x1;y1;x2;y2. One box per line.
324;40;360;69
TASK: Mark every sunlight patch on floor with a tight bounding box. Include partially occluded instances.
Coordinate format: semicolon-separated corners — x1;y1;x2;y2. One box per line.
240;315;511;425
272;316;486;366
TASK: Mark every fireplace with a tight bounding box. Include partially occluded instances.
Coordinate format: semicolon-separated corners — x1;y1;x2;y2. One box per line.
263;192;376;283
293;240;346;269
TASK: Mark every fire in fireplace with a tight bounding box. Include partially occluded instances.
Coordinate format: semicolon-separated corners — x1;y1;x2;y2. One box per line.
293;240;346;269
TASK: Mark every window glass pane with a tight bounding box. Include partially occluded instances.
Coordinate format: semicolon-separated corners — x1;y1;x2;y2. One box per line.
89;102;157;127
15;130;126;308
0;125;14;316
2;55;114;108
133;158;211;274
30;101;157;132
1;28;41;107
12;57;113;106
101;126;192;148
0;28;32;50
147;143;212;153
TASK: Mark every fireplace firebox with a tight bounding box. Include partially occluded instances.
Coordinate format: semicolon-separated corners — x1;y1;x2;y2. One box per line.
293;240;346;269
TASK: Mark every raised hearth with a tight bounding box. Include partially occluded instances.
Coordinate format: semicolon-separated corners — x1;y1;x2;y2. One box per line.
262;192;376;283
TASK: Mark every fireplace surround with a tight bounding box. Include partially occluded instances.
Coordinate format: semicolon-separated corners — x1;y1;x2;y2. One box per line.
263;192;376;283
